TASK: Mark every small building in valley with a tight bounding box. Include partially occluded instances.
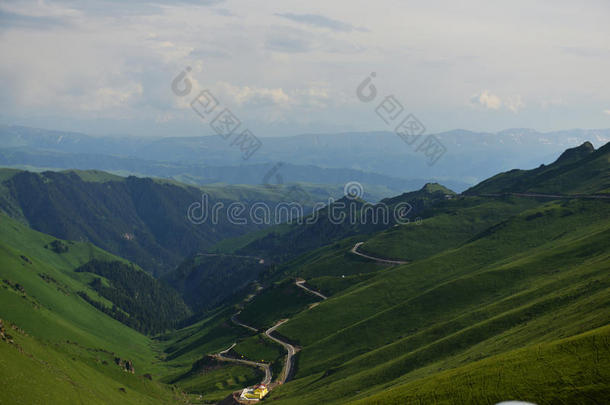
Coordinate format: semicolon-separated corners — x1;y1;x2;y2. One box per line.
240;384;269;401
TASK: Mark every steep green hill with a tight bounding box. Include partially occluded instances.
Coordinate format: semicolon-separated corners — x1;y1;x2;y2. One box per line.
229;183;456;263
163;253;268;312
348;325;609;405
465;141;610;195
0;214;185;403
266;198;609;404
75;259;191;334
0;168;307;275
358;196;540;261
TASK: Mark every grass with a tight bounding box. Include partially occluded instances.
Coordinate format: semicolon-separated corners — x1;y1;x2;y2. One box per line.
0;331;186;405
170;361;260;404
346;325;610;405
232;334;286;377
238;279;319;330
2;149;609;404
360;196;539;261
466;141;610;195
0;214;161;370
263;199;610;404
0;214;189;403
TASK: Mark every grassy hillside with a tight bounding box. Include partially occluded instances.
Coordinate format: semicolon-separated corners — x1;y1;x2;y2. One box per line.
359;196;540;261
0;213;270;403
465;141;610;195
232;183;455;264
239;279;319;330
0;168;319;275
264;199;610;404
0;214;187;403
1;142;608;404
0;330;187;405
347;325;609;405
163;253;268;312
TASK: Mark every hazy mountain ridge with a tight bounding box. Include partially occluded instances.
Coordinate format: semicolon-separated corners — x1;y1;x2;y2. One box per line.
3;125;609;192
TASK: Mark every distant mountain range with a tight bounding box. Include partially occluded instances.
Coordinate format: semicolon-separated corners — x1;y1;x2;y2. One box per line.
2;125;608;194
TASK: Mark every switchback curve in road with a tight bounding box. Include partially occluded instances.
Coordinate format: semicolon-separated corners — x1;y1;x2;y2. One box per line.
295;279;327;300
350;242;408;265
213;343;272;385
265;319;297;385
231;311;259;333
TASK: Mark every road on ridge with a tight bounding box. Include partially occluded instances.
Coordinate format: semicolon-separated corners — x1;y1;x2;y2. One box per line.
350;242;408;265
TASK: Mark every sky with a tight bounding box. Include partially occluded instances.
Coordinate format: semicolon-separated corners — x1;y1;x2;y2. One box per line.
0;0;609;137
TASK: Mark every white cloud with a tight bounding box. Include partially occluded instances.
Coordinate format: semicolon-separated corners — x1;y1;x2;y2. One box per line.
1;0;610;135
86;83;144;111
540;98;565;109
505;95;525;113
471;90;502;110
214;82;332;111
217;83;293;107
470;91;526;113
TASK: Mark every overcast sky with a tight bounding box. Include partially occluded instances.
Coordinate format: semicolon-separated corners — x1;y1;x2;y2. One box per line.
1;0;609;137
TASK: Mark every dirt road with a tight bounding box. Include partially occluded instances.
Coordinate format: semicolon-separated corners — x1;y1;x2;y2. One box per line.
295;279;327;300
214;343;272;385
230;311;259;332
265;319;297;384
350;242;408;265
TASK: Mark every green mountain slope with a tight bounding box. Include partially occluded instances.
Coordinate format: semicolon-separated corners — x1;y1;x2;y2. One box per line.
0;168;306;275
227;183;455;263
348;325;609;405
265;198;609;404
1;142;608;404
0;214;186;403
465;141;610;195
163;253;268;312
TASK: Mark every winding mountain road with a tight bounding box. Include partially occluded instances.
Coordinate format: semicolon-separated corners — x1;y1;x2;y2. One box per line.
213;343;272;385
217;279;326;394
265;319;297;385
350;242;408;265
230;311;258;332
295;279;327;300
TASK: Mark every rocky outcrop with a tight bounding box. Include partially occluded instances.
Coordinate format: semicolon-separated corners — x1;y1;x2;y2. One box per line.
114;357;135;374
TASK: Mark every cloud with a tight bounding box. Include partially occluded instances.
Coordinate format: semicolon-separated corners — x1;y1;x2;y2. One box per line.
471;90;502;110
265;34;313;53
505;95;525;113
212;8;234;17
264;25;365;54
560;46;609;58
0;1;80;29
215;82;331;110
470;91;525;113
0;10;69;30
274;12;366;32
540;98;564;109
218;83;293;107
